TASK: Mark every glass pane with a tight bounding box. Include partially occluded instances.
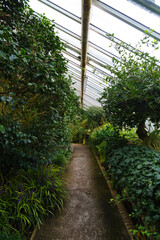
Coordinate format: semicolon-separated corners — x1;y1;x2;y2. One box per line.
73;81;81;89
65;48;80;58
86;84;102;94
49;0;81;17
68;63;81;73
88;60;111;78
89;30;120;57
57;30;81;49
101;0;160;33
87;80;104;92
86;87;101;99
68;69;81;78
89;47;113;66
91;5;144;47
63;53;81;65
89;45;114;64
83;95;101;106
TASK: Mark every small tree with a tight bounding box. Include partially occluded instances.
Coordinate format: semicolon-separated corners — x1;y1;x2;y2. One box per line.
99;35;160;140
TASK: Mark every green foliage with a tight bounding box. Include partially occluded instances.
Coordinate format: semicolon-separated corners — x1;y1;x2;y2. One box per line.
86;106;104;130
90;124;128;161
0;0;78;175
119;128;140;144
0;2;77;238
51;148;72;166
0;164;66;238
90;122;160;238
90;124;109;147
106;145;160;239
0;230;24;240
99;35;160;138
143;130;160;152
70;106;105;143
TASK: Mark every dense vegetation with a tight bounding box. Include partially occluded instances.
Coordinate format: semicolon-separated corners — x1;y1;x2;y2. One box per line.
89;35;160;239
0;0;78;238
90;125;160;239
99;35;160;140
69;34;160;239
1;0;160;239
70;106;105;143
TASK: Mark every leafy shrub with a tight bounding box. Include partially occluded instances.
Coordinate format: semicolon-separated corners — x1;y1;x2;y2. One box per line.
70;107;105;143
86;106;104;130
99;35;160;140
51;148;72;166
106;145;160;238
0;0;79;178
90;124;108;147
0;164;66;238
119;128;140;145
90;124;128;161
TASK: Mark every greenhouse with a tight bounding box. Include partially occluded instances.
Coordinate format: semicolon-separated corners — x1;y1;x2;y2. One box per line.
1;0;160;239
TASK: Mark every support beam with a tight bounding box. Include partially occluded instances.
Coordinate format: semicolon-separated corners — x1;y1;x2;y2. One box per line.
81;0;92;106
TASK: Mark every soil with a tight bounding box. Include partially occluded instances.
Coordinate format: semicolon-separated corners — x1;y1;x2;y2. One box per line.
34;144;130;240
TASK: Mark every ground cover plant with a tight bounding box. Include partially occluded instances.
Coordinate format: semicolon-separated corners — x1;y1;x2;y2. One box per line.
106;145;160;239
90;124;160;239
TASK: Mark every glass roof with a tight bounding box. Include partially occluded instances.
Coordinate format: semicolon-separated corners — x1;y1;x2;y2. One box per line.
29;0;160;108
102;0;160;32
49;0;81;17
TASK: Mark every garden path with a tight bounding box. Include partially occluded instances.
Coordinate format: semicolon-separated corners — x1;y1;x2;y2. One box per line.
34;144;130;240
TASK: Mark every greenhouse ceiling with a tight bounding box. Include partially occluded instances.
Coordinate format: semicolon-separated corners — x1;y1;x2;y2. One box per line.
29;0;160;109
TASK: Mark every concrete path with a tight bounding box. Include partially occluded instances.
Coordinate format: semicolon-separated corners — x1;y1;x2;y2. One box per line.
34;144;130;240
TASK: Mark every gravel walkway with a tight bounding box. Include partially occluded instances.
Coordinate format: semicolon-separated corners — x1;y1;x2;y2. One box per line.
34;144;130;240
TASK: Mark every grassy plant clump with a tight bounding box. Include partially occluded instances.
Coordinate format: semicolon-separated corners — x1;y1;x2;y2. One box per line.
106;145;160;239
143;130;160;152
0;164;66;239
0;230;25;240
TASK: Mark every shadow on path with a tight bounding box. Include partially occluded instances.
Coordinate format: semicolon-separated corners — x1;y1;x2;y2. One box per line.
34;144;130;240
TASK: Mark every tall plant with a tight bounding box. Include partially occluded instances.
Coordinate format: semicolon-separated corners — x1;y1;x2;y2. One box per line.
0;0;78;177
99;34;160;140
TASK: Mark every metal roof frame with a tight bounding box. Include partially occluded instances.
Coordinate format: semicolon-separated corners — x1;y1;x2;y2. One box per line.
35;0;160;108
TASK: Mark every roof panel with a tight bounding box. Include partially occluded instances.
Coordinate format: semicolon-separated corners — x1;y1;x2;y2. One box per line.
88;47;113;66
49;0;81;17
56;29;81;49
101;0;160;33
91;5;144;46
89;30;119;56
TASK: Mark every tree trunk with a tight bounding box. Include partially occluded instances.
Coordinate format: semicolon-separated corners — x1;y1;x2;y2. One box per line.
136;121;148;140
0;168;4;185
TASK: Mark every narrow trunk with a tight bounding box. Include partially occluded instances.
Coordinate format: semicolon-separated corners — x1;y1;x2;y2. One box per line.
136;121;148;140
0;168;4;185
